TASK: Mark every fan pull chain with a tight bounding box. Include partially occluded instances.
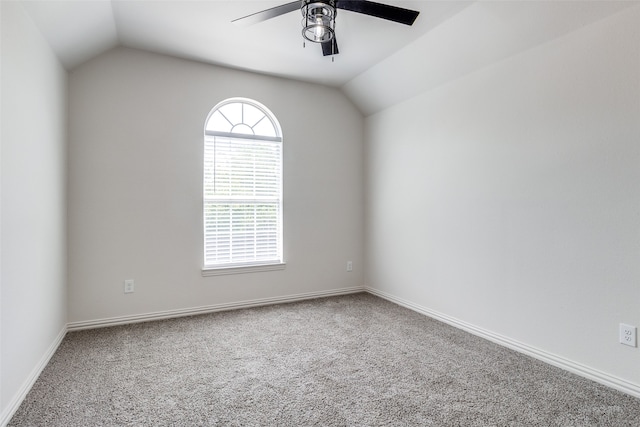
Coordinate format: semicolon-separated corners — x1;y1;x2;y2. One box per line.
332;17;337;61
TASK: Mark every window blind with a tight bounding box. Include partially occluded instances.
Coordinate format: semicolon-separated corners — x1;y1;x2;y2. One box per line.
204;135;282;267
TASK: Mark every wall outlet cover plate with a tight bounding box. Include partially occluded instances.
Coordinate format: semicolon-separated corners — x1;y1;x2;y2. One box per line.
620;323;637;347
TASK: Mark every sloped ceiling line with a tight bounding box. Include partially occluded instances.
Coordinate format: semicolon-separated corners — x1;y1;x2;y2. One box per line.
343;1;640;116
19;0;639;116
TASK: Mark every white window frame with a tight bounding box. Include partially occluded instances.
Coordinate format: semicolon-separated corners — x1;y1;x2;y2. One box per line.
202;98;285;276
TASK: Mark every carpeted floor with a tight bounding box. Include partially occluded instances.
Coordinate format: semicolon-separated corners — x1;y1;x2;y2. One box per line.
9;293;640;426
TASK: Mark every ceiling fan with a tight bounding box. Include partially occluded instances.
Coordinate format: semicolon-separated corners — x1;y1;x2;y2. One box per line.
232;0;420;57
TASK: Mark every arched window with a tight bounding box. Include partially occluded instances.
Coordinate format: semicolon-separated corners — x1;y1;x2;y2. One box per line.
203;98;283;272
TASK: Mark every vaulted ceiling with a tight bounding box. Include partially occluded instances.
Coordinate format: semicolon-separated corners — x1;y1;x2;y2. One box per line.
19;0;637;115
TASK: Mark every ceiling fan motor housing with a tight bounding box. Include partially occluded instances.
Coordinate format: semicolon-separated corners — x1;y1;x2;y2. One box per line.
302;0;337;43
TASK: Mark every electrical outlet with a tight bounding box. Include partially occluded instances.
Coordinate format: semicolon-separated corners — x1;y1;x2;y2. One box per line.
124;279;135;294
619;324;637;347
347;261;353;272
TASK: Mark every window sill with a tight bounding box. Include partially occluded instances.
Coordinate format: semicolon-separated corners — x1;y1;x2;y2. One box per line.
201;262;286;277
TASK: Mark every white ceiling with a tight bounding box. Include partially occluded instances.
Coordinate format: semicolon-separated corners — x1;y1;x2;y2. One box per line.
19;0;639;114
20;0;470;86
344;0;638;115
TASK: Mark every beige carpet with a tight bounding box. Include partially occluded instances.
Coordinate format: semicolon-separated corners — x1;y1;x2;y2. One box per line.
9;293;640;426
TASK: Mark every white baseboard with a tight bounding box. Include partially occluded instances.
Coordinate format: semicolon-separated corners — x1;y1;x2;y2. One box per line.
365;286;640;400
1;326;67;427
68;286;366;331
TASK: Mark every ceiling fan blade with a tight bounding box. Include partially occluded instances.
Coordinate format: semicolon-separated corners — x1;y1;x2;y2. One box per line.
336;0;419;25
322;37;339;56
232;1;302;26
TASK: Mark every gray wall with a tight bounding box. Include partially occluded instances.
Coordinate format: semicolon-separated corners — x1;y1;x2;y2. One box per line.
364;7;640;389
1;1;68;421
68;47;364;323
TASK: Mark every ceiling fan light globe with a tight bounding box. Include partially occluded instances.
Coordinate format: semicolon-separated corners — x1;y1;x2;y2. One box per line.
301;1;336;44
302;24;333;43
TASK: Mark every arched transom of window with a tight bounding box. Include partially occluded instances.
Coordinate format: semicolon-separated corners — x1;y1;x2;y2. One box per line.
205;100;280;140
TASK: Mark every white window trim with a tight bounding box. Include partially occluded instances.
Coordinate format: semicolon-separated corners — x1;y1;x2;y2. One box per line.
205;130;281;143
202;262;286;276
